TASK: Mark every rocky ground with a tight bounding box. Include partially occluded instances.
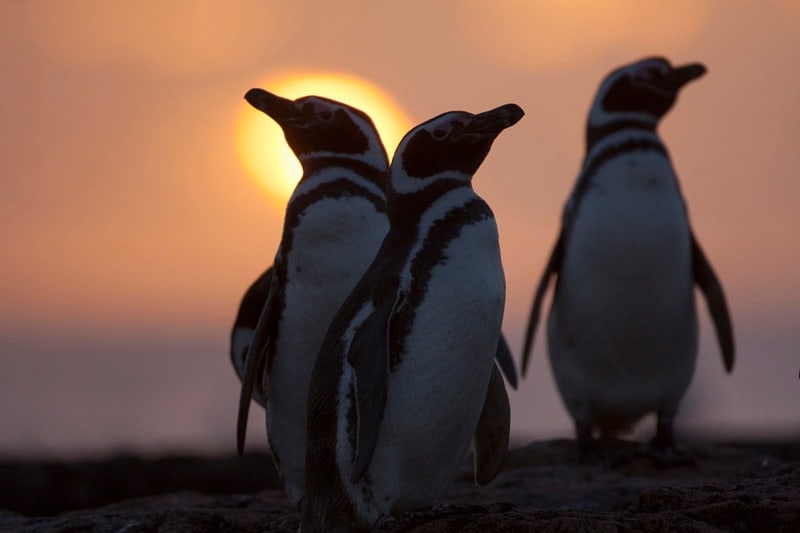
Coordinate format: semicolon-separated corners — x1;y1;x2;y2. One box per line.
1;439;798;532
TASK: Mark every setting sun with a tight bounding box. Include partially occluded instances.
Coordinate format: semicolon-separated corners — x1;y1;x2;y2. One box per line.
234;72;412;207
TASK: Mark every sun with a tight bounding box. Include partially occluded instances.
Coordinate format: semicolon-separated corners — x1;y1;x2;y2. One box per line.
235;72;412;207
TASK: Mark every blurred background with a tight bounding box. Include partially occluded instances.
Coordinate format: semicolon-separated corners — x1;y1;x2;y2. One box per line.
1;0;798;459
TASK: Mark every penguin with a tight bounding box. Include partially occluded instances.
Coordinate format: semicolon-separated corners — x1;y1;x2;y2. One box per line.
520;57;734;464
234;91;519;507
301;103;524;530
236;89;390;507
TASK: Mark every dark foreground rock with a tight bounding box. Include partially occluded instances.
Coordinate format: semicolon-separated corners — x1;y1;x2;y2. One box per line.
2;439;799;532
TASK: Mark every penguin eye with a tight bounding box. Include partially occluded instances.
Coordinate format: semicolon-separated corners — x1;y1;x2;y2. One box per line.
432;125;450;140
631;69;647;84
632;66;664;85
318;109;333;121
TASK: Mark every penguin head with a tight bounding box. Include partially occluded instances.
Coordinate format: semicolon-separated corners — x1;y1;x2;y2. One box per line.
589;57;706;126
244;88;388;172
389;103;524;196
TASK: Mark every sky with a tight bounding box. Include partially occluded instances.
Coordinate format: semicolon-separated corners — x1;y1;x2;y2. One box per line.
1;1;798;458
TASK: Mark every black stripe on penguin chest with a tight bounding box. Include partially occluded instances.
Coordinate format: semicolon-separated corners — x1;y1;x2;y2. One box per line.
389;198;496;369
585;119;656;152
302;157;386;192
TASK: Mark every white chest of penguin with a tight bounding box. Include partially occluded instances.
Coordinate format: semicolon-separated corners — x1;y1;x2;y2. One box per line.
567;152;692;292
376;217;504;501
282;195;388;324
554;151;697;368
276;194;387;372
272;192;387;403
267;194;388;504
400;218;505;380
289;195;387;280
550;152;698;410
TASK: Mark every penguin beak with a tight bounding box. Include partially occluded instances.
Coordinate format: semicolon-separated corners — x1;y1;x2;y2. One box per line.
662;63;707;92
244;88;301;124
464;103;525;138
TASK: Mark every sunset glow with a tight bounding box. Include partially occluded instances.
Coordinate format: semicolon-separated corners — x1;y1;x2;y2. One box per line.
18;0;297;76
458;0;712;70
234;73;412;206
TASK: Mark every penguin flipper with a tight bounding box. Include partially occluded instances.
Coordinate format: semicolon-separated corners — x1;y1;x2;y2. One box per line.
521;231;565;376
473;363;511;486
691;232;735;372
230;267;273;407
347;295;398;484
494;334;518;389
236;274;279;456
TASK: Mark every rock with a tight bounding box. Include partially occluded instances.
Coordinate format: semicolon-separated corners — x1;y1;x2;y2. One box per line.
0;452;278;516
2;440;799;532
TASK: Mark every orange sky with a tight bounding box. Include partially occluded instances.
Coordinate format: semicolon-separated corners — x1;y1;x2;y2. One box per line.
1;1;798;457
